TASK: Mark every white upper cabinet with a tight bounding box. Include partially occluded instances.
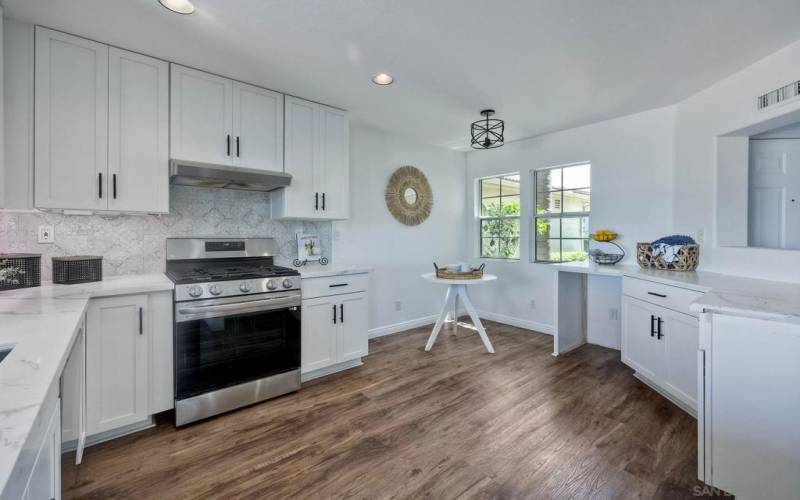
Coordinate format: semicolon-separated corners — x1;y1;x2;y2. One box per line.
232;82;284;171
272;96;350;220
34;28;168;213
319;105;350;219
108;48;169;213
170;65;284;171
170;64;233;165
35;28;108;210
279;96;319;219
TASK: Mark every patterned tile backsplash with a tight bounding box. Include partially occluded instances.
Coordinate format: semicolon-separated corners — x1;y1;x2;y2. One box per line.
0;186;332;279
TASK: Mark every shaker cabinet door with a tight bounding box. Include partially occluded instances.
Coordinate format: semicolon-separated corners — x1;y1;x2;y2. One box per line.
301;296;338;373
34;27;108;210
662;309;699;410
318;105;350;219
170;64;233;165
232;82;284;171
337;292;368;363
86;295;149;436
621;296;662;381
108;48;169;213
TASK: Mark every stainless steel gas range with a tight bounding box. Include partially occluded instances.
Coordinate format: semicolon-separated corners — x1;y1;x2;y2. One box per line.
165;238;301;426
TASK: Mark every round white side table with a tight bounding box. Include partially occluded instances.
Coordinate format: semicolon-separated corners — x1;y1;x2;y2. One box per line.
421;273;497;353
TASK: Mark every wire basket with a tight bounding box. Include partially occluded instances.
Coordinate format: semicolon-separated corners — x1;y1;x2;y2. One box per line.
0;254;42;291
588;251;624;265
53;256;103;284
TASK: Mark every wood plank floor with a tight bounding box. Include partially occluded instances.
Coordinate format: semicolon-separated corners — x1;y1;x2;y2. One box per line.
62;320;710;499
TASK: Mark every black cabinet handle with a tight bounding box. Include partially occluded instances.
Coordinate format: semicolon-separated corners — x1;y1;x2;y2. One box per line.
340;304;344;323
322;193;326;210
656;317;664;340
333;304;337;324
139;307;143;335
236;136;240;157
647;291;667;298
650;315;655;337
226;134;231;156
329;283;348;288
112;174;117;199
315;192;319;210
98;173;103;199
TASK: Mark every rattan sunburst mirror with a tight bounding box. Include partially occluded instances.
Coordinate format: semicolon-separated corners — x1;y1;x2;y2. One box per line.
385;166;433;226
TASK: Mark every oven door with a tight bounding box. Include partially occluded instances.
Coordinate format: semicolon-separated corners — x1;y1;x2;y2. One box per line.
174;292;301;401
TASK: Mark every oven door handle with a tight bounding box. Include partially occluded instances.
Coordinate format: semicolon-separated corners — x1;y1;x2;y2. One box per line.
177;295;300;321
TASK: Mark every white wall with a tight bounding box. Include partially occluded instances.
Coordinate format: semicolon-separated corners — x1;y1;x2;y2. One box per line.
465;106;677;333
675;39;800;282
334;124;467;336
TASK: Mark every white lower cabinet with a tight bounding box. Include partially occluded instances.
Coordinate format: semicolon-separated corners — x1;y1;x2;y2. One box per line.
86;294;150;435
301;274;369;379
337;292;369;363
61;291;172;451
22;398;61;500
698;313;800;498
621;278;699;414
60;320;86;464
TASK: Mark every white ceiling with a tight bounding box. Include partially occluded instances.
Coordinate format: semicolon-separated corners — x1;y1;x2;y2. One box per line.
5;0;800;149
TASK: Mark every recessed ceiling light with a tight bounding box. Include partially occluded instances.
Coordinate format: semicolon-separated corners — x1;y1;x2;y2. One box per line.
158;0;196;14
372;73;394;85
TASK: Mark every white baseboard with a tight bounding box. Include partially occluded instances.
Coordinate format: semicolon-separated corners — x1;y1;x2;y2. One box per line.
301;358;363;382
368;315;438;339
476;310;554;335
368;311;553;340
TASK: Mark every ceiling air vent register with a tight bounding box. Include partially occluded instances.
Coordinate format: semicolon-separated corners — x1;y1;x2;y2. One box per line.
757;79;800;110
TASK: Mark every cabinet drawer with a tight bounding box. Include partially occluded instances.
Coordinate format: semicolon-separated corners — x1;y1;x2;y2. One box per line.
302;273;369;299
623;277;704;317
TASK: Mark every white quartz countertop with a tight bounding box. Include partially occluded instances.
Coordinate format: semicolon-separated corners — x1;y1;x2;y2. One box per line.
554;261;800;322
299;266;372;279
0;274;173;495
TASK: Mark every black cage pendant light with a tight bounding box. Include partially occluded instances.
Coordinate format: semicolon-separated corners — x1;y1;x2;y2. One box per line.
470;109;504;149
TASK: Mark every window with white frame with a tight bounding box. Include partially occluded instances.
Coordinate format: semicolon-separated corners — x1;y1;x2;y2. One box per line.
533;163;591;263
478;174;520;259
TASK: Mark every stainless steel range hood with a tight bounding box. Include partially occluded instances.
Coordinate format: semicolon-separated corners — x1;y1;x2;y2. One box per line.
169;159;292;192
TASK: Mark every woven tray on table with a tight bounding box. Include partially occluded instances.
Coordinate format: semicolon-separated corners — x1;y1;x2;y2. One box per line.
636;243;699;272
433;263;485;280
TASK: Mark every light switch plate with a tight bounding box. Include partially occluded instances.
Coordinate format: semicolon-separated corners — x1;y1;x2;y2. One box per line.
37;226;54;244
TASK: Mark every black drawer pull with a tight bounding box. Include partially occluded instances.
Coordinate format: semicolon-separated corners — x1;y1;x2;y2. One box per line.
329;283;348;288
322;193;326;210
113;174;117;199
656;317;664;340
226;134;231;156
333;304;337;324
647;291;667;298
139;307;143;335
98;172;103;199
315;192;319;210
340;304;344;323
650;315;655;337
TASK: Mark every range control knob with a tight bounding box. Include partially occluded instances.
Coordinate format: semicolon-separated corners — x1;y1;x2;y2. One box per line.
188;285;203;298
282;278;294;289
209;284;223;296
239;282;252;293
266;279;277;291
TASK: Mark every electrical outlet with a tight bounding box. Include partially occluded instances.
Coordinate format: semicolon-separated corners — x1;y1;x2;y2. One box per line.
394;301;402;311
609;308;619;321
530;299;537;310
37;226;54;244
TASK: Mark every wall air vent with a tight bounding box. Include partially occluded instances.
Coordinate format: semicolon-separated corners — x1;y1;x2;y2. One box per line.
757;79;800;110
